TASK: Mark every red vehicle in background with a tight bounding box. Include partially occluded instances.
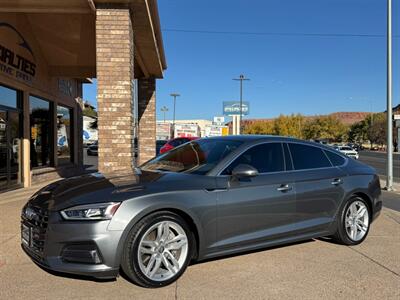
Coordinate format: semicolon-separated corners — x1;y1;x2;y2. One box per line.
159;137;199;154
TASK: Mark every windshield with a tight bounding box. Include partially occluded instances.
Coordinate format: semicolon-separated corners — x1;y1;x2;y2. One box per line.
340;146;353;151
141;139;243;175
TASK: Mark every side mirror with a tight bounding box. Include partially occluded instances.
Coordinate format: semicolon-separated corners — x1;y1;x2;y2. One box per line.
231;164;259;178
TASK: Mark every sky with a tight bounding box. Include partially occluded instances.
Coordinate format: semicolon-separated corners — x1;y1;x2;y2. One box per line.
83;0;400;122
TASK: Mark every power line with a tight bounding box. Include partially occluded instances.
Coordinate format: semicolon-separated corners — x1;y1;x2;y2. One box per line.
162;28;400;38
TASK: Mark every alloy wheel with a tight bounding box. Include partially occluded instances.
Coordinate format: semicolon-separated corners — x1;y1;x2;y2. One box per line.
344;200;369;242
137;221;188;282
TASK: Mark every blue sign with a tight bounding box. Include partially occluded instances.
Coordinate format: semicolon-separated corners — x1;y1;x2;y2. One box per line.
223;101;250;116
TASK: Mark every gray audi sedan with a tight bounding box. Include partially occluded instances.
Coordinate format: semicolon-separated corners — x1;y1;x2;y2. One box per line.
21;136;382;288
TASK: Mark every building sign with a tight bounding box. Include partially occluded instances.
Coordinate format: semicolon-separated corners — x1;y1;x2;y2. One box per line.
223;101;250;116
205;125;229;137
174;124;200;138
213;116;225;125
156;122;172;140
58;79;74;97
0;23;36;84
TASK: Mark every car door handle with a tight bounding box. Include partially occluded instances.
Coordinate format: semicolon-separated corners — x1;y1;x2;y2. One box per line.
331;178;343;185
277;184;292;192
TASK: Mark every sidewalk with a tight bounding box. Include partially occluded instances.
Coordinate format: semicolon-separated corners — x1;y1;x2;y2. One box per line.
379;178;400;193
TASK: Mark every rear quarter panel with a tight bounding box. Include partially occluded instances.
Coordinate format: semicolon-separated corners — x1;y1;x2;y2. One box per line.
338;161;381;221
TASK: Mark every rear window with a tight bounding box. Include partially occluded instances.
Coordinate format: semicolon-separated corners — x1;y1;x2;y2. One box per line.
325;150;346;166
288;143;332;170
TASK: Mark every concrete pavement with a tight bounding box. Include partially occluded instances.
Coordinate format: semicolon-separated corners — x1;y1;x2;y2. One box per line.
0;184;399;299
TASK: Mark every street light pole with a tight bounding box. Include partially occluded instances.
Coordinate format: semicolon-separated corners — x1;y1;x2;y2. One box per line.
170;93;180;137
386;0;393;190
233;74;250;134
160;106;168;123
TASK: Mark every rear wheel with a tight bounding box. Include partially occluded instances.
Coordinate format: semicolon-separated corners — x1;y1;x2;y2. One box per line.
333;196;371;245
121;211;193;288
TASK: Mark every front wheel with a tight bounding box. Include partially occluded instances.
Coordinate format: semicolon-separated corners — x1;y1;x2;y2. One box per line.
333;196;371;245
121;211;193;288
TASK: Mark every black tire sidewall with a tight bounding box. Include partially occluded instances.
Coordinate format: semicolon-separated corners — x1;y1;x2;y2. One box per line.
123;212;193;288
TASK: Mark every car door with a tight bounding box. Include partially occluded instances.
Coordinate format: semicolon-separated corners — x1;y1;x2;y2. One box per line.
286;142;347;234
213;142;297;251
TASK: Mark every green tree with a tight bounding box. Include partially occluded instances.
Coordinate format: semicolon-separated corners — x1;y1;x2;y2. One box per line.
243;120;274;135
273;114;305;139
303;116;348;142
366;113;386;146
83;105;97;118
348;120;369;143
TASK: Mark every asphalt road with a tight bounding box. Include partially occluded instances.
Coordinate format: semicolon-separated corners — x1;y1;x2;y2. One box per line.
359;151;400;182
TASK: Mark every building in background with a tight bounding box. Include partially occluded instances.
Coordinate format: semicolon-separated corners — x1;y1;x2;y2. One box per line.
83;115;98;146
156;117;228;140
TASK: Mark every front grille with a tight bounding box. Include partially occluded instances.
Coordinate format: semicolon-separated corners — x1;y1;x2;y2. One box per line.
21;204;49;260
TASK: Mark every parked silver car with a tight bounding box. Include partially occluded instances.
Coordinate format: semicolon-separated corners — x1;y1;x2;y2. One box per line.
21;136;381;288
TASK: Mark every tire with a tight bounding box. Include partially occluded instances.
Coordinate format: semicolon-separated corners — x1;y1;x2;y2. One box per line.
332;196;371;245
121;211;194;288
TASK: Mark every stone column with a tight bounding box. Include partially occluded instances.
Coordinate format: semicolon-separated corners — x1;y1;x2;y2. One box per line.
138;78;156;165
96;7;135;173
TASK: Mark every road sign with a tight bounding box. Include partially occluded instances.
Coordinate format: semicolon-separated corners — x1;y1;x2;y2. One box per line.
213;116;225;125
394;114;400;120
223;101;250;116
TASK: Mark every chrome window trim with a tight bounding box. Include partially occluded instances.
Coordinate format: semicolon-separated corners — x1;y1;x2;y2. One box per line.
216;140;348;177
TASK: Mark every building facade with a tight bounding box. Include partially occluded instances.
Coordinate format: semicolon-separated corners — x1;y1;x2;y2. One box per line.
0;0;166;192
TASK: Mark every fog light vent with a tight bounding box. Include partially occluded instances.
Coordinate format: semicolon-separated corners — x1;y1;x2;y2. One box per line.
62;243;102;264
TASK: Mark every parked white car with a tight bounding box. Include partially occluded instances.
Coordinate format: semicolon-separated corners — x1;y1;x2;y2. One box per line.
335;145;359;159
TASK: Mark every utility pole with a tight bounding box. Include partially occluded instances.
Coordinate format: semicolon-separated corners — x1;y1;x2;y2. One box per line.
386;0;393;190
170;93;180;137
160;106;168;123
233;74;250;134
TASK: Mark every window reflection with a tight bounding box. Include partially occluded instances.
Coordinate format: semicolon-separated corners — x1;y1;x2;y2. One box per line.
0;85;17;108
57;105;72;164
30;96;51;168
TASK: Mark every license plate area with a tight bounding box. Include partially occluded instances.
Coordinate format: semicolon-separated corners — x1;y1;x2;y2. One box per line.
21;223;32;247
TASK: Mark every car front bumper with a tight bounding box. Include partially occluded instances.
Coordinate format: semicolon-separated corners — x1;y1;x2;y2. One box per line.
21;210;124;279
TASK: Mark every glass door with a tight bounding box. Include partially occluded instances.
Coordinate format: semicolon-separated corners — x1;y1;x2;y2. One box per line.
0;109;21;190
0;109;7;190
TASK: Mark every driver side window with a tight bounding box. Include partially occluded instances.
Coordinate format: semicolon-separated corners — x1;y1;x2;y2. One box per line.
222;143;285;175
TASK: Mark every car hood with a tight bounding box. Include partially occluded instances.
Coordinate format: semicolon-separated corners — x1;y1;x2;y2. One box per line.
28;171;213;211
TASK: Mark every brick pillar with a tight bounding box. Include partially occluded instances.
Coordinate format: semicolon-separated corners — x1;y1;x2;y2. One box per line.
96;8;135;173
138;78;156;165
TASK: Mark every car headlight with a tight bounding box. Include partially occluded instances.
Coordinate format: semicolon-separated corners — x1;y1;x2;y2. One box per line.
60;202;121;221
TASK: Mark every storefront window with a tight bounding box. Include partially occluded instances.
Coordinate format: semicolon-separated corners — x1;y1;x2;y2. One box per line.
0;85;17;108
30;96;51;168
57;105;73;164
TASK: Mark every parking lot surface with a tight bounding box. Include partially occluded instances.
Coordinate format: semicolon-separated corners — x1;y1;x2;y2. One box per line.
0;184;399;300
